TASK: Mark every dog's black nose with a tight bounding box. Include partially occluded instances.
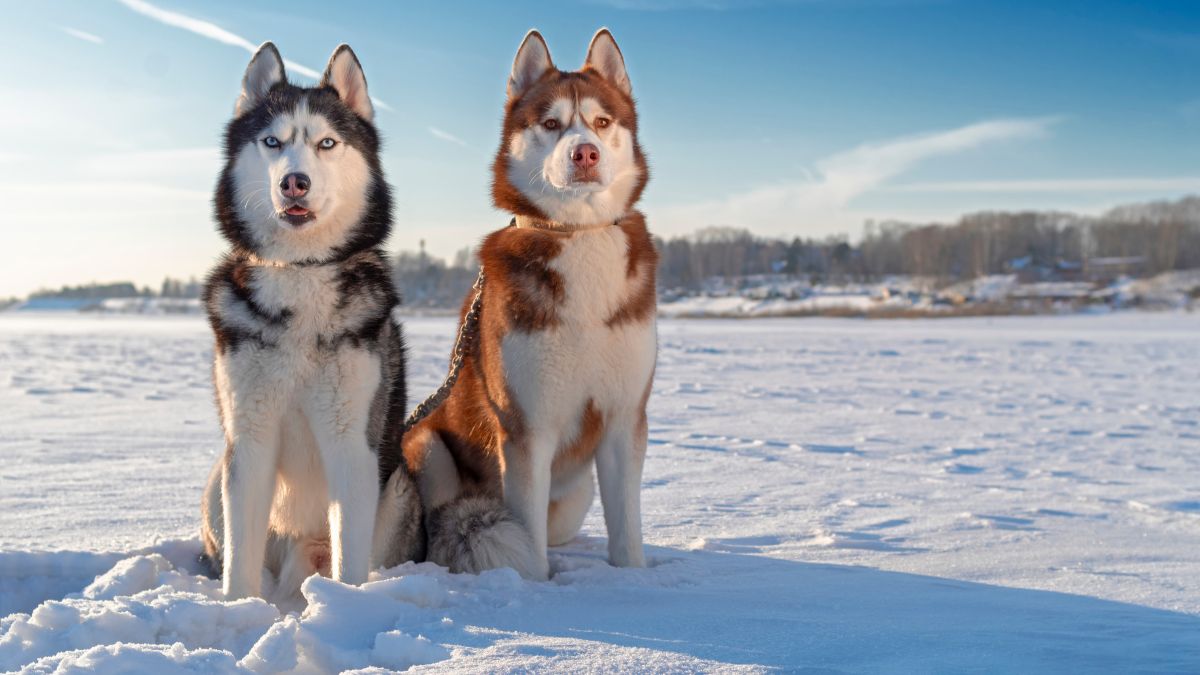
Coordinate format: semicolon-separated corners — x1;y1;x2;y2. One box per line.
280;173;310;198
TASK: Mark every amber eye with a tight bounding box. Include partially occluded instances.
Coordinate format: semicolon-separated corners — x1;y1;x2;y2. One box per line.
595;117;611;129
542;119;559;130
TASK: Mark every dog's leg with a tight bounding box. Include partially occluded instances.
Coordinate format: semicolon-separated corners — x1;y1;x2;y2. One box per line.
303;347;381;586
501;436;553;580
408;429;462;512
200;459;225;572
222;424;282;599
271;534;328;609
594;412;648;568
547;466;595;546
373;463;425;569
216;349;291;599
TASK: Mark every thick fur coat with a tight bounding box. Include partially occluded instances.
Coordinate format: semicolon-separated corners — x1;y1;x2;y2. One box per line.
199;43;421;604
384;29;657;580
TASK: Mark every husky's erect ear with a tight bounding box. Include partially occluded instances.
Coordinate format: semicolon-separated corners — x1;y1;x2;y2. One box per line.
322;44;373;120
584;28;631;96
237;42;286;115
508;30;554;100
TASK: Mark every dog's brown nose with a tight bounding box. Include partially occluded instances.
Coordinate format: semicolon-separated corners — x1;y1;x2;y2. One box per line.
572;143;600;170
279;172;310;198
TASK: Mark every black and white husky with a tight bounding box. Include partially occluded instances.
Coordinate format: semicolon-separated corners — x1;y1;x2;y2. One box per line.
199;43;422;603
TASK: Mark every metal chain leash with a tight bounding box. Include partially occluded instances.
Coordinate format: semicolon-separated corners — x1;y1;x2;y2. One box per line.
402;267;486;433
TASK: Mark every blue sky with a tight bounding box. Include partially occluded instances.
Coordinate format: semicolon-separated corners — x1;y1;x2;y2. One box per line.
1;0;1197;297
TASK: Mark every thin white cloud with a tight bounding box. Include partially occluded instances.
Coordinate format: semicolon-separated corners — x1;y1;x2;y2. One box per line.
58;25;104;45
888;177;1200;194
428;127;469;147
654;116;1059;238
118;0;258;51
816;117;1058;203
116;0;392;111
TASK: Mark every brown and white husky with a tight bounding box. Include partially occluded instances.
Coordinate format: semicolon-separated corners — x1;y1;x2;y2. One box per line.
383;28;657;580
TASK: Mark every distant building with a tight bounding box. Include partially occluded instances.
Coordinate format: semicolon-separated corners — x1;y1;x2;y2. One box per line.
1084;256;1145;282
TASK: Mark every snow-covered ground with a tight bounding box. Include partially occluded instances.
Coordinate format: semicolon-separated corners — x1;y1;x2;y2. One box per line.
2;312;1199;672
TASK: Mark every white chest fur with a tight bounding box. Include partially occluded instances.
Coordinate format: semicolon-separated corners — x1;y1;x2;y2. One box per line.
552;226;641;324
501;226;657;434
210;261;378;433
251;263;344;343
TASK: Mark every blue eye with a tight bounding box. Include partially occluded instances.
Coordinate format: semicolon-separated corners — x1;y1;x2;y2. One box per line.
263;136;280;148
318;138;337;150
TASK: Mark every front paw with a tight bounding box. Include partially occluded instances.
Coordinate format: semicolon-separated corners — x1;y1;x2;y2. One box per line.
608;545;645;568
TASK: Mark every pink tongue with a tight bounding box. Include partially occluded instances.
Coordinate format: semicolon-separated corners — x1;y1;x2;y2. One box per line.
286;206;308;216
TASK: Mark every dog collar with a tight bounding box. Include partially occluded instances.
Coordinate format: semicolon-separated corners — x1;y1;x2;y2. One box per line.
243;251;356;269
511;215;621;232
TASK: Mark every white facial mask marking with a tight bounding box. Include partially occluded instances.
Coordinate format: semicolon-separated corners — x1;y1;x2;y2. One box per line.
506;96;640;226
231;100;371;262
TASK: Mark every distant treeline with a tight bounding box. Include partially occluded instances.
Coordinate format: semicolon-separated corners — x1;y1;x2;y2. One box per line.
29;282;151;300
659;196;1200;287
393;244;479;309
854;198;1200;281
21;196;1200;307
29;277;203;301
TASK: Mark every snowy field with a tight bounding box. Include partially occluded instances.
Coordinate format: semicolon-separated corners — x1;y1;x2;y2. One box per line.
1;312;1199;672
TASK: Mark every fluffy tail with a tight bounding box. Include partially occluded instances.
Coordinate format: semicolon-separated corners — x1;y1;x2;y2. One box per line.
425;495;540;579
